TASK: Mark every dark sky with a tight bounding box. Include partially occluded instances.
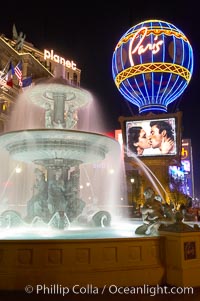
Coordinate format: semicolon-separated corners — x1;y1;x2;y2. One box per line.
1;1;200;197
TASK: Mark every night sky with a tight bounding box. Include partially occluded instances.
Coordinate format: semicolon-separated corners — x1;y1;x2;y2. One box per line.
1;1;200;197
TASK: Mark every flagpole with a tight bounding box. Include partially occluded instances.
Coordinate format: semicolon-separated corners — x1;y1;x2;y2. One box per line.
0;58;13;79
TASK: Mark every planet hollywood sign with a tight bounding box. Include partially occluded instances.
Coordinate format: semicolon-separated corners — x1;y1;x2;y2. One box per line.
44;49;77;70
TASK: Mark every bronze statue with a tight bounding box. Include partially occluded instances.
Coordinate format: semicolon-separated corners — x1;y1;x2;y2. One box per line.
12;24;26;51
135;187;174;235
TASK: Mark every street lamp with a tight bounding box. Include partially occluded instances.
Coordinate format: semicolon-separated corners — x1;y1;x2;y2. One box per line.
130;178;135;204
15;165;22;174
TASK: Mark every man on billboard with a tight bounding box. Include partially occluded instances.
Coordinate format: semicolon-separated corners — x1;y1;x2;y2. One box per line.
149;120;175;155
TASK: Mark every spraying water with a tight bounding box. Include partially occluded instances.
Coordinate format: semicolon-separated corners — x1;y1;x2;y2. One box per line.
129;151;169;202
0;78;173;239
0;79;129;238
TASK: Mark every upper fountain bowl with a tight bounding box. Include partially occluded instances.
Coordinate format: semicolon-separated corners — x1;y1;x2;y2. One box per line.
22;80;93;110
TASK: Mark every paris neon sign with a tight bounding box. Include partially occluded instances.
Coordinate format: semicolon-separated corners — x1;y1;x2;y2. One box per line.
128;27;164;66
44;49;77;70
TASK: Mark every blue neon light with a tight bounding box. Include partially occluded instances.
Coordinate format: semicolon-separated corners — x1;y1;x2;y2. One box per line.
112;20;194;113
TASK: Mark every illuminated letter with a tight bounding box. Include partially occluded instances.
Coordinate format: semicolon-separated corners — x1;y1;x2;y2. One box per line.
181;147;188;159
71;61;77;70
152;40;163;54
65;60;71;68
50;50;54;60
60;57;65;66
129;27;147;66
44;49;51;60
54;54;60;63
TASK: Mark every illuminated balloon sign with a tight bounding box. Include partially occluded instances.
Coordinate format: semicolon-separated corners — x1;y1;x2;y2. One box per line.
112;20;194;113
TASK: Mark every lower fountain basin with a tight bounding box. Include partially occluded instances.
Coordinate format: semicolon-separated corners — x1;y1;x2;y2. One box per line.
0;219;166;290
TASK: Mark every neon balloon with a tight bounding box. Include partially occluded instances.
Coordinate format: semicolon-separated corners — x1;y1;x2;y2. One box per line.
112;20;194;113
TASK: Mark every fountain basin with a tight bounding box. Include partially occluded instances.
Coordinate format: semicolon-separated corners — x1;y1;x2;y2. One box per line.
0;129;119;164
0;221;165;290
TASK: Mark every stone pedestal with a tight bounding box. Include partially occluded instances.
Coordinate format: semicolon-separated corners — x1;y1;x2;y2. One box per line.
160;230;200;287
0;236;165;290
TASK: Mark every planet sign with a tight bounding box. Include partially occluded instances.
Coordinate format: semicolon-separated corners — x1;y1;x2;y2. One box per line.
112;20;194;113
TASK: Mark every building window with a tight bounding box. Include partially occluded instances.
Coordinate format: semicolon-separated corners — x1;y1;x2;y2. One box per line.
72;73;77;86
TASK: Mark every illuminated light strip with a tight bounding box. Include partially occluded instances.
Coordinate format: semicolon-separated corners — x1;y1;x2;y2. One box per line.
158;22;177;105
140;24;151;103
150;22;154;105
156;21;166;104
139;104;167;112
116;43;144;103
163;80;186;105
115;62;191;88
116;28;188;49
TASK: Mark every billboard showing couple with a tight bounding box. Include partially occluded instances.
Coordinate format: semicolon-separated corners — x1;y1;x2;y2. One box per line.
126;118;176;157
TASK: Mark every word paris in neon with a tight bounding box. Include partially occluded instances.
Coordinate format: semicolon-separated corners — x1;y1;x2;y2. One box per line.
44;49;77;70
129;27;164;66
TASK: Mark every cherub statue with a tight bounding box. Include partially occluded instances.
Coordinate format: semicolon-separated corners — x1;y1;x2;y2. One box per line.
12;24;26;51
26;168;48;222
65;104;78;129
44;102;53;128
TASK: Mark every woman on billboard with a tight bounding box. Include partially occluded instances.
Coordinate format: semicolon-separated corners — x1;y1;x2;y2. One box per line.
127;126;151;155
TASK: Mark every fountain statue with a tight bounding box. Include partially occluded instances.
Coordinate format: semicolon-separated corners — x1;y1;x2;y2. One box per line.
0;78;123;233
135;187;175;235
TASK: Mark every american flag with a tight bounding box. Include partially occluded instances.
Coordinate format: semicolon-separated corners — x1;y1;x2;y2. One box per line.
14;61;23;86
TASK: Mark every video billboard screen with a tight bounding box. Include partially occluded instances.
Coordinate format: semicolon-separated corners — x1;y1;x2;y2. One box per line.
168;165;186;194
126;117;177;157
181;160;191;173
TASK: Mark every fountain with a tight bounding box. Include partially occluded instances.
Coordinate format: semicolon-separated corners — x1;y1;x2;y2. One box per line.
1;79;199;291
0;79;125;237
